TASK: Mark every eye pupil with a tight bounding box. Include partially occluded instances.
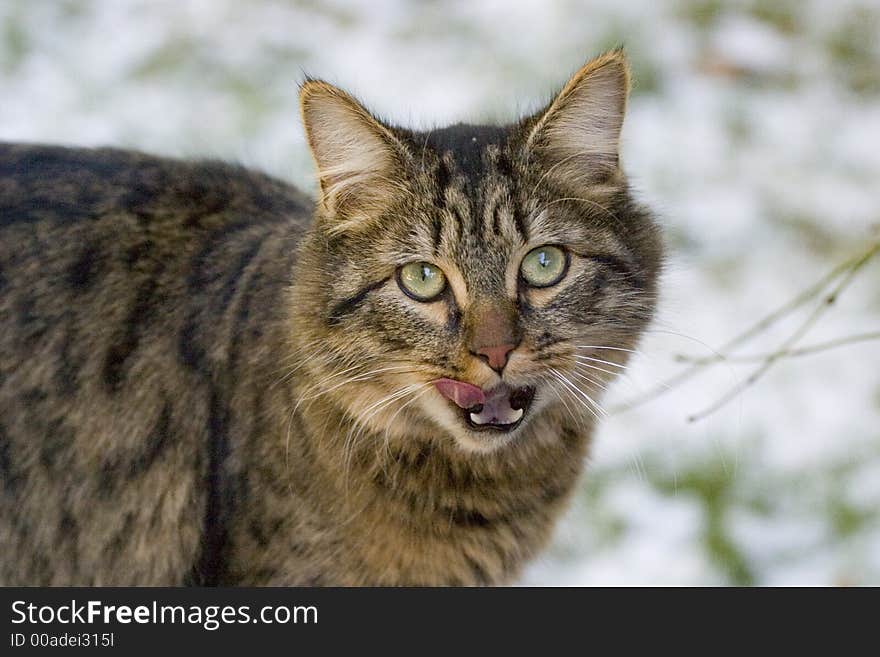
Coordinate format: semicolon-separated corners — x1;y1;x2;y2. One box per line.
398;261;446;301
520;245;567;288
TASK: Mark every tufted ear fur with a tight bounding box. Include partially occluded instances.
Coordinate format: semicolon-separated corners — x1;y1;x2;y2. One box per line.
525;49;630;187
299;80;407;230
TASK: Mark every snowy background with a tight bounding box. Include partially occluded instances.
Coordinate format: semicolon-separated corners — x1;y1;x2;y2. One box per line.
2;0;878;585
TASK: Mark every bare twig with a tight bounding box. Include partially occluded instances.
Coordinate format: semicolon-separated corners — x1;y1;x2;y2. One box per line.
675;331;880;364
611;238;880;419
688;241;880;422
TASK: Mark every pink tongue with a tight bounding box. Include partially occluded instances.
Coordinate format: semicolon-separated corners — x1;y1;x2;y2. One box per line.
433;378;486;409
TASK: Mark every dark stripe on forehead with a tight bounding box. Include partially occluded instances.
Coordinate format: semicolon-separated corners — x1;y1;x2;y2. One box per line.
420;124;513;242
433;158;450;210
512;204;529;241
423;123;508;188
491;200;502;237
494;150;515;179
451;203;467;243
430;215;443;254
493;150;525;240
328;277;389;326
432;159;450;253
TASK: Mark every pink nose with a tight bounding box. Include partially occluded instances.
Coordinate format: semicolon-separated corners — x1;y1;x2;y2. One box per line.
474;343;515;373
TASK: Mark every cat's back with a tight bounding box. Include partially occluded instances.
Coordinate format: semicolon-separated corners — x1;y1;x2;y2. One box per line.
0;142;310;585
0;141;312;391
0;141;312;247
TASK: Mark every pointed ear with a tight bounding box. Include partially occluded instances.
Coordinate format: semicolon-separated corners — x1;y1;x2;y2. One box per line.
525;49;630;187
299;80;405;227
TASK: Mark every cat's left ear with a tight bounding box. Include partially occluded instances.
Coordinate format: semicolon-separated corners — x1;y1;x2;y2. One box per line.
524;49;630;187
299;80;407;229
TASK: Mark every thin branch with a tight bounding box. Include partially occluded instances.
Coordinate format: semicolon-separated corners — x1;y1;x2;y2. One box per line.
674;331;880;364
706;245;876;359
687;242;879;422
612;245;870;413
611;238;880;418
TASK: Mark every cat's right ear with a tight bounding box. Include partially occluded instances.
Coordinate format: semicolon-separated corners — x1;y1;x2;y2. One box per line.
299;80;406;231
523;49;630;189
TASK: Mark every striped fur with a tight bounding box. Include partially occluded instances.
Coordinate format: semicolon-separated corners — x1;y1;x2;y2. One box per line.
0;51;662;585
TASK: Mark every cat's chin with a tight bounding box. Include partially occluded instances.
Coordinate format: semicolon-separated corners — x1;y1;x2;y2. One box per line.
451;430;521;455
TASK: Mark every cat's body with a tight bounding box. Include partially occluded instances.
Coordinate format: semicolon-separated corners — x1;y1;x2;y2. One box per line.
0;144;311;584
0;52;662;585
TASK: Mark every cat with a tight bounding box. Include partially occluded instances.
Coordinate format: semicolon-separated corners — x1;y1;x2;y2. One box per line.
0;49;662;585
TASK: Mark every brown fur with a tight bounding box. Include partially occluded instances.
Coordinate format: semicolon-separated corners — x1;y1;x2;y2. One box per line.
0;51;662;585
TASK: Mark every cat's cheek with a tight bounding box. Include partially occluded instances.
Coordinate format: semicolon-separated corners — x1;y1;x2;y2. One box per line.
417;394;468;439
396;293;453;328
520;275;579;310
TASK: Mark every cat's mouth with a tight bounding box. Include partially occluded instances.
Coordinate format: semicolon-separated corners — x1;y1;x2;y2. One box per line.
433;378;535;433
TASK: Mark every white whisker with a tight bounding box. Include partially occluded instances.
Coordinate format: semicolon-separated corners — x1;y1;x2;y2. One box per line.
341;383;424;491
573;354;628;369
574;345;640;354
285;361;416;499
571;359;620;378
569;368;610;392
548;374;589;434
293;364;414;415
550;368;605;421
378;384;432;483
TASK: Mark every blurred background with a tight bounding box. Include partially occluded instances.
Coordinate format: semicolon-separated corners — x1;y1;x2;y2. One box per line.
1;0;878;585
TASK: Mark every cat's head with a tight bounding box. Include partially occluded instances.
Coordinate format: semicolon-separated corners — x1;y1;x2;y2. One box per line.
291;50;662;454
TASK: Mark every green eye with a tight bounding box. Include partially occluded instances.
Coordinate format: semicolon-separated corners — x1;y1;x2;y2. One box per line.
520;245;568;288
397;262;447;301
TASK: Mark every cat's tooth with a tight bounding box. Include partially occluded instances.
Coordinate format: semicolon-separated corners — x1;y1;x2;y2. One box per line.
470;412;485;424
510;408;524;422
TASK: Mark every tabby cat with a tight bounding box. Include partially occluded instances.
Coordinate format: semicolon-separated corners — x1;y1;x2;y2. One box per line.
0;50;661;585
